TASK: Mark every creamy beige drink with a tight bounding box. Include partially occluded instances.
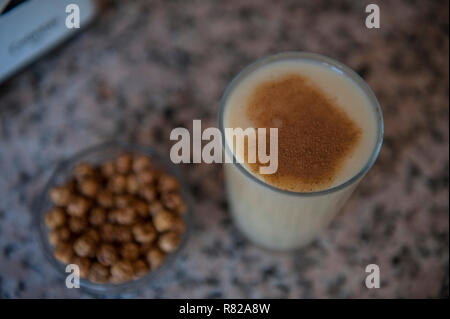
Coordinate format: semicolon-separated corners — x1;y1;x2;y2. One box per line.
220;52;383;250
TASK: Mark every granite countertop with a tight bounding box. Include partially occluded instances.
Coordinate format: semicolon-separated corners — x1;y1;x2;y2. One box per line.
0;0;448;298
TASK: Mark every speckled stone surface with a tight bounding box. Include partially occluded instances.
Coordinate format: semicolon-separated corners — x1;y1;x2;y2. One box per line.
0;0;448;298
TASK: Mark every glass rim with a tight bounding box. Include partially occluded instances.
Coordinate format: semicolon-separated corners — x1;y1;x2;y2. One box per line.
218;51;384;197
33;141;192;295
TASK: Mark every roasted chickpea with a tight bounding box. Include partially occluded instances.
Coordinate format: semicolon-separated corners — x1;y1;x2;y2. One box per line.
45;208;66;229
72;256;91;278
68;216;88;234
101;160;116;177
116;153;133;174
48;227;71;246
84;228;100;243
107;209;120;224
139;186;157;202
74;235;97;258
73;162;96;181
78;178;100;198
132;223;157;243
89;262;110;283
133;259;149;279
137;169;156;185
146;248;165;270
139;242;155;256
158;231;181;253
115;207;136;226
89;207;106;226
67;196;91;217
100;224;116;243
54;243;74;264
96;244;118;266
115;194;132;208
110;260;134;283
158;174;179;193
108;174;127;194
108;208;136;225
120;242;140;261
153;210;176;232
96;190;114;208
49;186;72;207
148;201;164;216
134;200;149;218
126;174;140;194
132;155;152;172
115;225;133;243
161;192;184;211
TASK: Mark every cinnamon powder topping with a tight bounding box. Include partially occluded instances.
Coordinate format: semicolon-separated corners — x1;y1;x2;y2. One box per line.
245;74;362;191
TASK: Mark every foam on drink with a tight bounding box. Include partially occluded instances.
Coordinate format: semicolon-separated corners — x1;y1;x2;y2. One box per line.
225;59;378;192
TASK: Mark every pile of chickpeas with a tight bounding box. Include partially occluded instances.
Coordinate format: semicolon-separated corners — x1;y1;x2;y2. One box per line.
44;153;186;284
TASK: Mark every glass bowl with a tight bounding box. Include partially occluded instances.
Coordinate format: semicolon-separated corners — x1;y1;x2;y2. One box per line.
33;141;192;295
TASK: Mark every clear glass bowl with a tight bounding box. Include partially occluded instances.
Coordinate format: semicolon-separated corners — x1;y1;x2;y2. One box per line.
33;141;192;295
